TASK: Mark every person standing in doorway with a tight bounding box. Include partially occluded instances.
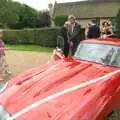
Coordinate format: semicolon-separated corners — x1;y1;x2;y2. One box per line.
87;20;100;39
100;20;114;38
85;23;91;39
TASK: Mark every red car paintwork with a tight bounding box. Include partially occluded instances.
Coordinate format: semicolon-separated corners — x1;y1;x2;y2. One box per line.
0;38;120;120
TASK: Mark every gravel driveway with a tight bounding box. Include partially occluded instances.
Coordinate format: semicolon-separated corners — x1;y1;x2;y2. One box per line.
6;50;52;77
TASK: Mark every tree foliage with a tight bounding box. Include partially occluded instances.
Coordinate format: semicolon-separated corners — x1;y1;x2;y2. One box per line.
35;11;51;28
0;0;51;29
116;9;120;37
54;16;68;27
0;0;19;27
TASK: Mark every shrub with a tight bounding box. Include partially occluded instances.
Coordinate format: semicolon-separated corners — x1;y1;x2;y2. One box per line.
3;27;85;47
3;28;60;47
54;16;68;27
116;9;120;37
34;28;60;47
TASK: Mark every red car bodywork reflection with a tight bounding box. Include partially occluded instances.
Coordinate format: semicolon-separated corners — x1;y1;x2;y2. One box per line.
0;38;120;120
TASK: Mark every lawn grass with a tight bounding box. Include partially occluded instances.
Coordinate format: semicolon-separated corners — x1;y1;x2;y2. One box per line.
5;44;54;53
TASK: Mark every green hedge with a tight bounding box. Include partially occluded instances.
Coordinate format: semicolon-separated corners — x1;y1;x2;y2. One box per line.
3;28;85;47
3;28;60;47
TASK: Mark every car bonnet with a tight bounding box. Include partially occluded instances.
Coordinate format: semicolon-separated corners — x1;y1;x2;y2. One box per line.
0;59;119;120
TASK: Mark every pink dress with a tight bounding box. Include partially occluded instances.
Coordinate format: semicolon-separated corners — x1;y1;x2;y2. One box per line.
0;40;8;78
0;40;5;56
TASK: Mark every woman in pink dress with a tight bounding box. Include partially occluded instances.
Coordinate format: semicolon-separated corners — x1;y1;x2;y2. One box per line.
0;30;11;80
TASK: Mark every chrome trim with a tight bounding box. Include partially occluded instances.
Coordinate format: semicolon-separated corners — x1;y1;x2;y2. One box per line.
0;82;8;94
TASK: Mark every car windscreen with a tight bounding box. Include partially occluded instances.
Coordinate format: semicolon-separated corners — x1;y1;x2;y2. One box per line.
75;42;120;67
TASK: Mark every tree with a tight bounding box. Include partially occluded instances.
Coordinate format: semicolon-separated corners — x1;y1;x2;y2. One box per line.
36;11;51;28
16;4;38;29
0;0;51;29
54;16;68;27
116;9;120;37
0;0;19;28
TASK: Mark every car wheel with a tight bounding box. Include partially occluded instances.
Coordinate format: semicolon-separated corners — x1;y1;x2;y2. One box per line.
107;109;120;120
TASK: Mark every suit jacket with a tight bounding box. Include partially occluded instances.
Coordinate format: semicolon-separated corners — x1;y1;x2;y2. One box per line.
67;23;82;45
58;26;69;57
58;23;83;56
87;25;100;39
59;26;68;45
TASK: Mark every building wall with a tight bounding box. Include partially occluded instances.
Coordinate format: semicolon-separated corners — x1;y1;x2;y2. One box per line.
54;1;119;28
54;1;120;19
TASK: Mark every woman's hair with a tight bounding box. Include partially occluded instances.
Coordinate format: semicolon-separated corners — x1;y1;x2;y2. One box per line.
102;21;108;26
102;20;112;27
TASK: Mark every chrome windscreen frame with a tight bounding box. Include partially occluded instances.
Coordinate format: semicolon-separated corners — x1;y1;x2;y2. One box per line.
0;82;8;94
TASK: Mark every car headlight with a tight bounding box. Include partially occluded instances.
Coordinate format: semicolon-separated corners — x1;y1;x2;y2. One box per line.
0;81;8;94
0;105;11;120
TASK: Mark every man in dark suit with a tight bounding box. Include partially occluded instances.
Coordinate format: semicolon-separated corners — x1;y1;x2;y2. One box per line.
58;15;82;57
87;20;100;39
67;15;82;56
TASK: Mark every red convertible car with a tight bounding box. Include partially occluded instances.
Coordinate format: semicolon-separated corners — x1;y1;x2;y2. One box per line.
0;37;120;120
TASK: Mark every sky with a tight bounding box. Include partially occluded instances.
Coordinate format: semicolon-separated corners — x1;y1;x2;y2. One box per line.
12;0;85;11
